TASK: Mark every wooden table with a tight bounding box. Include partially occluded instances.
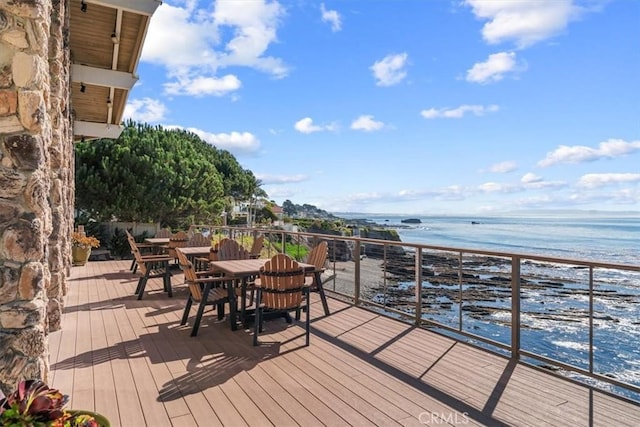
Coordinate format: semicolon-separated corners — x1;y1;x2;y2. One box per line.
208;258;330;330
178;246;212;258
144;237;170;245
178;246;213;269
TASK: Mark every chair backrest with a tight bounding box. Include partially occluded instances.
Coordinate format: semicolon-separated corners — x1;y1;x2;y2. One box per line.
125;230;142;260
306;241;328;270
175;248;203;302
187;233;212;247
169;231;188;242
167;231;188;257
249;235;264;258
258;254;305;310
130;243;149;275
208;237;229;261
218;238;250;261
155;228;172;238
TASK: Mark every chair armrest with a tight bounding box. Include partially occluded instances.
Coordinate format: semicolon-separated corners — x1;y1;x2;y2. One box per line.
194;276;228;285
135;243;156;248
140;255;172;262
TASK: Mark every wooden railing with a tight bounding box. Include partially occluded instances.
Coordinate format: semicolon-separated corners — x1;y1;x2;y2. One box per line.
199;225;640;400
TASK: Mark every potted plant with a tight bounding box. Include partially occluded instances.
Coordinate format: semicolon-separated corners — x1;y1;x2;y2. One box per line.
0;379;110;426
71;232;100;266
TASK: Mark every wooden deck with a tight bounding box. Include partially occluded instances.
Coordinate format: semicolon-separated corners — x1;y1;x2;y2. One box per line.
49;260;640;427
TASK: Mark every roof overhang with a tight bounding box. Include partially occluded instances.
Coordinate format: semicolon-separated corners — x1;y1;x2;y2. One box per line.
70;0;161;141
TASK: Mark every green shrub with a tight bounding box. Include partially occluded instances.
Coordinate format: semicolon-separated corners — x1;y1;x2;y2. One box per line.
108;228;130;259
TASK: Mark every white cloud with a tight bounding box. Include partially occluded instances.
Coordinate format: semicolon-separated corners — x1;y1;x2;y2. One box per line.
123;98;168;123
165;125;260;155
521;172;542;183
164;74;241;96
351;115;384;132
538;139;640;167
525;180;567;190
578;173;640;188
466;52;521;84
488;161;517;173
294;117;337;134
421;104;499;119
370;53;408;87
141;0;287;97
320;3;342;32
478;182;519;193
257;174;308;184
464;0;579;48
263;186;297;199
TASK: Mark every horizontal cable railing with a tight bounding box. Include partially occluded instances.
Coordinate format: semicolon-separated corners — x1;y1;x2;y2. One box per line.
197;225;640;401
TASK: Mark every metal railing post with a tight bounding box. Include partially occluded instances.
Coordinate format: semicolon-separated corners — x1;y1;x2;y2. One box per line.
511;256;521;360
415;247;422;326
281;232;286;254
589;266;594;374
458;252;463;331
354;240;361;305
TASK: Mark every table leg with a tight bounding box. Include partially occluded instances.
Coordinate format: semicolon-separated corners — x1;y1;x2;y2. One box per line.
240;278;247;326
227;279;238;331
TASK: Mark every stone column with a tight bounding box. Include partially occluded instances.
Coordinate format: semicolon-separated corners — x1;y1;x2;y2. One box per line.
47;0;72;332
0;0;71;394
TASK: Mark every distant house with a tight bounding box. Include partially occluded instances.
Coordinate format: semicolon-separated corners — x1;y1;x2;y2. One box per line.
271;205;284;226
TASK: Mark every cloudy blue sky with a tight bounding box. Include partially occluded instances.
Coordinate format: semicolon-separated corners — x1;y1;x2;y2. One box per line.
124;0;640;215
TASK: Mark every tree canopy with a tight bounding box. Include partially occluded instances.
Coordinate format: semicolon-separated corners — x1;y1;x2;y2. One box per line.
75;121;260;228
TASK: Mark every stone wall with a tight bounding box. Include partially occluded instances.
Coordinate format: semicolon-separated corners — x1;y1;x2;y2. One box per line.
0;0;72;394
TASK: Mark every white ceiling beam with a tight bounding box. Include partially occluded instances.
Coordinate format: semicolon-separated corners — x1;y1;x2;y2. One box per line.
84;0;161;16
71;64;137;90
74;121;124;140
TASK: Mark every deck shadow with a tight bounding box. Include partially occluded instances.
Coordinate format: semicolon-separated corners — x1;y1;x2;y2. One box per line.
309;315;513;426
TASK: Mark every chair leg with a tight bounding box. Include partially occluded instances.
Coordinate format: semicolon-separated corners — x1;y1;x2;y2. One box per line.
305;289;311;347
253;291;262;346
191;300;207;337
134;277;143;295
135;272;149;298
181;296;193;325
130;257;136;272
164;269;172;297
216;302;225;320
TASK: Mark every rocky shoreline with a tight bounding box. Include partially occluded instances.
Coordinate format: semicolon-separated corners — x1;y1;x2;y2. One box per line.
327;247;639;329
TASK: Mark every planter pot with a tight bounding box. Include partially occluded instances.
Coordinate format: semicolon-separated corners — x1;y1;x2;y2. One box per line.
67;409;111;426
72;246;92;266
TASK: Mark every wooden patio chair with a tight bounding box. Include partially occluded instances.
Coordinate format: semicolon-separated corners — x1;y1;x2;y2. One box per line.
217;238;250;261
217;238;256;316
126;230;163;273
295;241;335;319
304;241;335;289
194;237;228;271
167;231;188;262
132;244;173;300
176;248;229;337
254;254;310;347
155;228;172;238
248;235;264;259
187;232;212;247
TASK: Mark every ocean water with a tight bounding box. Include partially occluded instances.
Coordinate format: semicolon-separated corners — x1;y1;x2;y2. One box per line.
341;212;640;399
358;213;640;265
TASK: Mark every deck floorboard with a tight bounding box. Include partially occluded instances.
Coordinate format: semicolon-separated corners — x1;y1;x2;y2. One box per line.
48;260;640;426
